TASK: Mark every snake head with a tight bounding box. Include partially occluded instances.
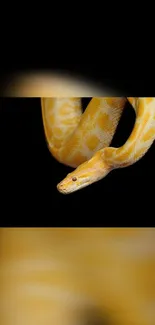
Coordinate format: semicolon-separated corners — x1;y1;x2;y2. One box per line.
57;152;111;194
57;168;92;194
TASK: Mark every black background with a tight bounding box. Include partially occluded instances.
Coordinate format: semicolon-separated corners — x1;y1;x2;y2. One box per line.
1;83;154;226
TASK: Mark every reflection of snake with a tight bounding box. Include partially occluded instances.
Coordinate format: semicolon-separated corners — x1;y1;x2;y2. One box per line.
41;98;155;194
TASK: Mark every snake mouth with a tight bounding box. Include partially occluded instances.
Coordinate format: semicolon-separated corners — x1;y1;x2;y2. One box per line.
57;183;70;194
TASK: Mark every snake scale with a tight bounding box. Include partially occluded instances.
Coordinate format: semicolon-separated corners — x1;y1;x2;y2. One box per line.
41;97;155;194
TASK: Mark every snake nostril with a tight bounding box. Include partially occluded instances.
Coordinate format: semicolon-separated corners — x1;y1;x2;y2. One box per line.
72;176;77;181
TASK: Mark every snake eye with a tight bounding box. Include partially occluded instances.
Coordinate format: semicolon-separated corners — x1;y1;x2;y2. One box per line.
72;176;77;182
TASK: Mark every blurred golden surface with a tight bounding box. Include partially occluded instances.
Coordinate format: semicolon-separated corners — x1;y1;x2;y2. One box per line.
3;72;116;97
0;228;155;325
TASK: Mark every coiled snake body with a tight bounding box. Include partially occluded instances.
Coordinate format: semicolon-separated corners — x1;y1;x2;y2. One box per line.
41;97;155;194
